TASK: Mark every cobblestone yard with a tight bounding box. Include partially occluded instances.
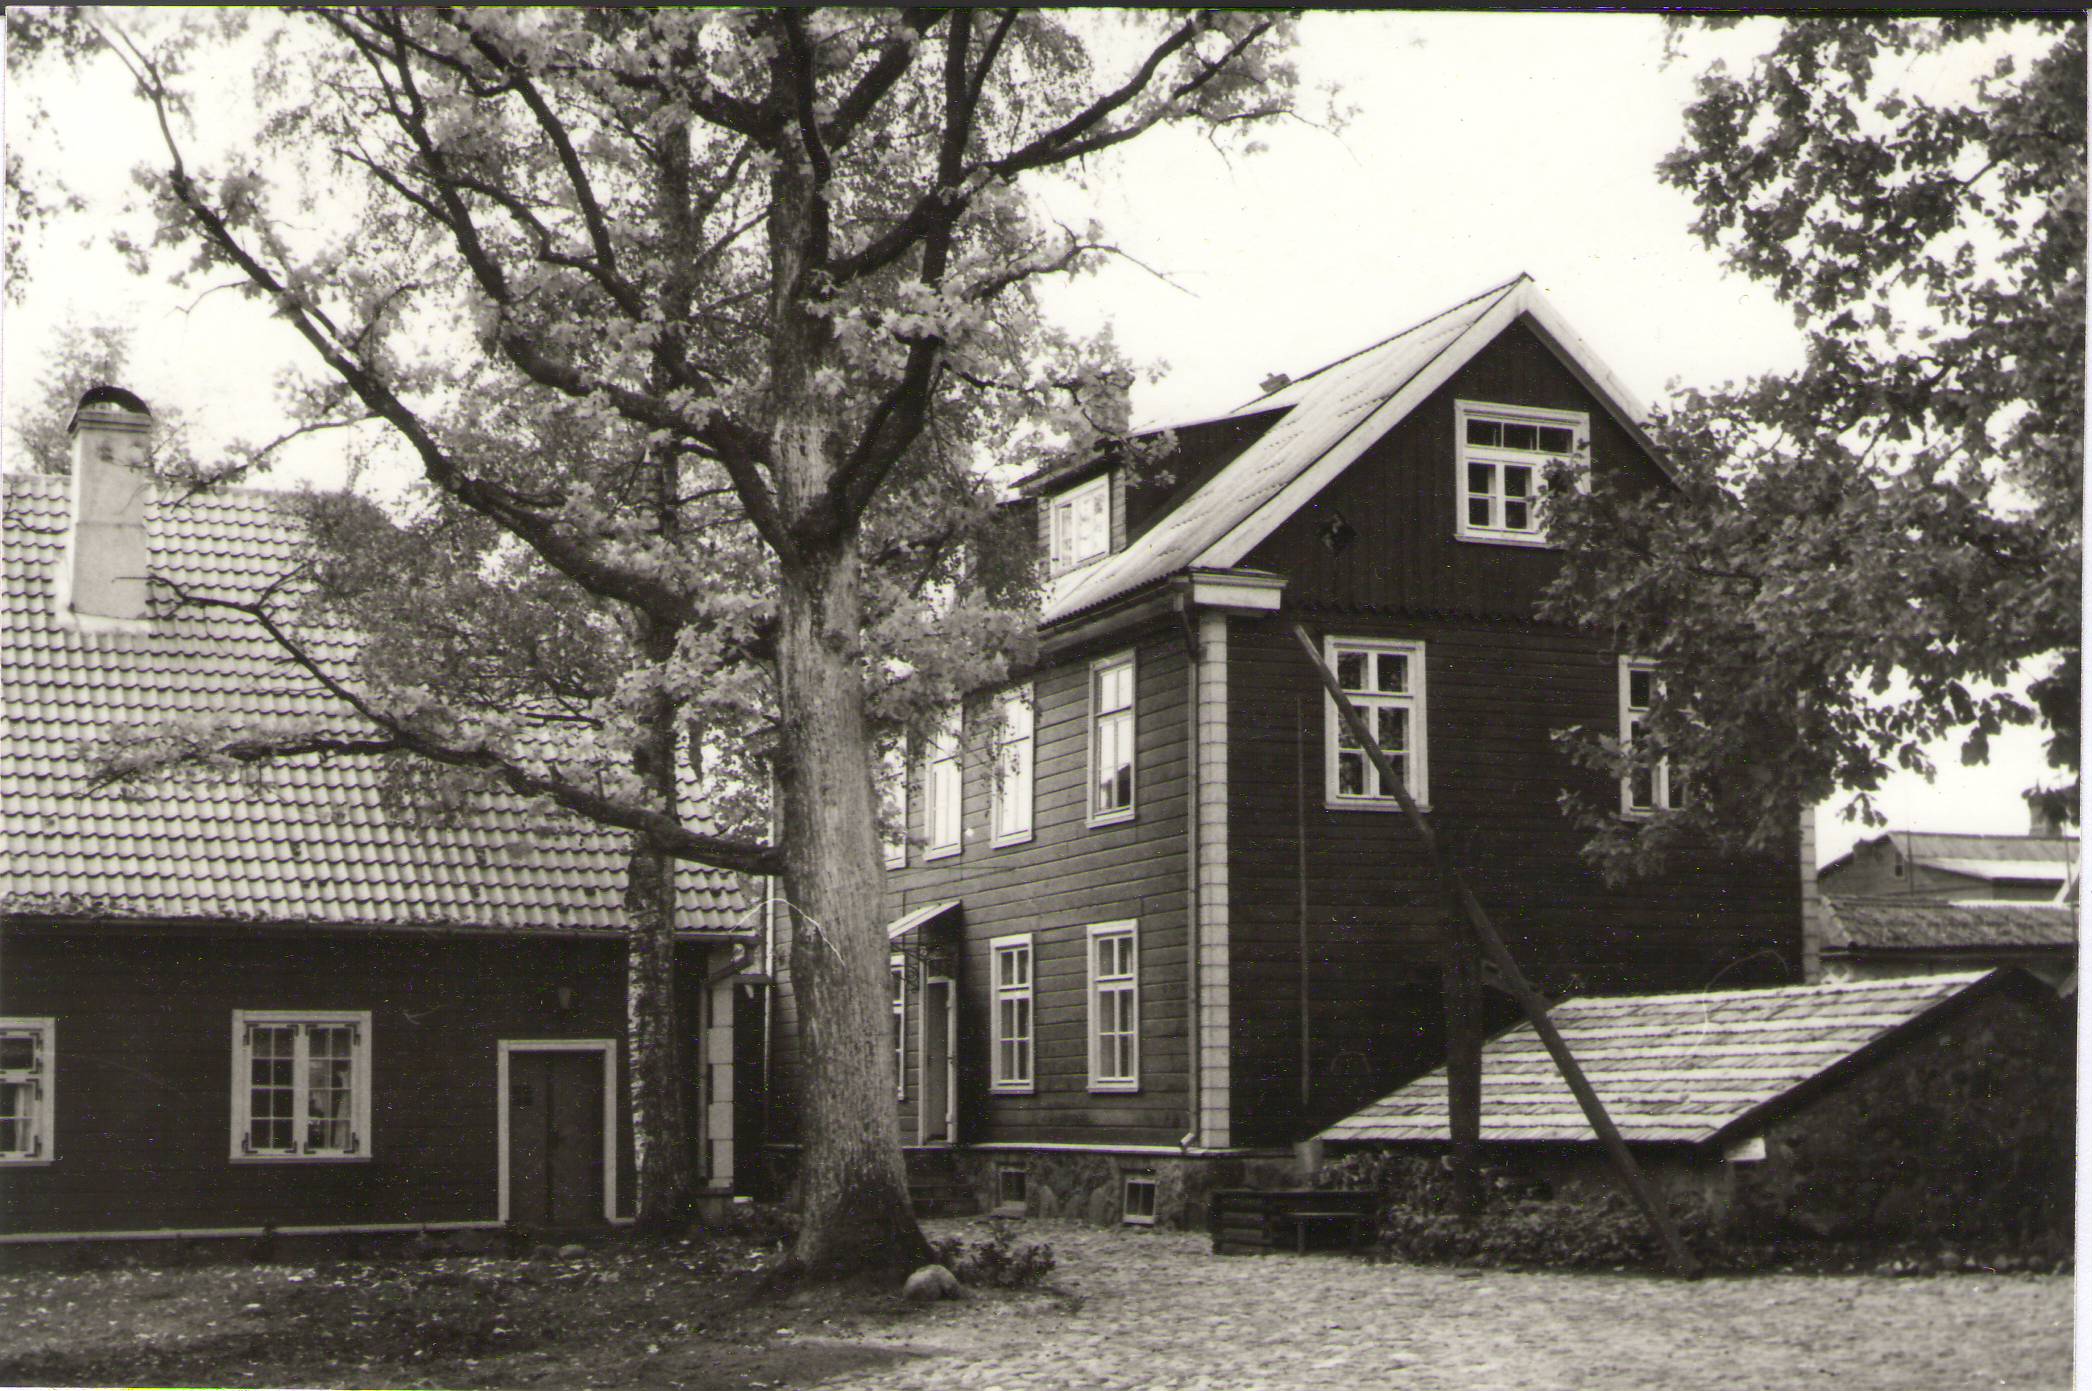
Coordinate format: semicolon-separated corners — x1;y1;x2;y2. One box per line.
843;1222;2073;1391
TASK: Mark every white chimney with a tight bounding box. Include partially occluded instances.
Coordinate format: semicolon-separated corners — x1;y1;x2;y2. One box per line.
58;386;156;630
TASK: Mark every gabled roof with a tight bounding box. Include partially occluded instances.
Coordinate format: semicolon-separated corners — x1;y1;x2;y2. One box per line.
1320;970;2012;1148
2;472;747;935
1041;274;1665;623
1821;830;2079;882
1824;897;2078;953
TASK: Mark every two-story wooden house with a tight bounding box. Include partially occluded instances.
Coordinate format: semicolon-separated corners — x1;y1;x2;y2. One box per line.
762;276;1809;1226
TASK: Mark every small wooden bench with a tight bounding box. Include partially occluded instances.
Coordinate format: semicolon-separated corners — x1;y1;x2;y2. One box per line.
1208;1188;1377;1256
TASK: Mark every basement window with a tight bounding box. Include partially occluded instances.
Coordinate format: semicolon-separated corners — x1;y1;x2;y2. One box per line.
996;1165;1029;1214
1122;1174;1158;1226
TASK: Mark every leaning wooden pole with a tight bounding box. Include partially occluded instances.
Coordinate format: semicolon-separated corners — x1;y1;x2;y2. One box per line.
1290;622;1699;1277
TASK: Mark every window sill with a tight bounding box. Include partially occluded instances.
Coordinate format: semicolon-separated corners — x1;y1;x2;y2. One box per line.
883;854;908;870
1325;796;1430;814
0;1155;53;1166
230;1153;373;1164
1455;529;1556;549
1087;808;1136;830
989;1082;1035;1096
1088;1080;1140;1095
990;829;1035;850
922;844;962;863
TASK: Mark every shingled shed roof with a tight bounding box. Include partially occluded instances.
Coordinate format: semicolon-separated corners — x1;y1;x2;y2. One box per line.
1320;970;2010;1148
1825;898;2078;952
1041;274;1668;623
2;471;748;936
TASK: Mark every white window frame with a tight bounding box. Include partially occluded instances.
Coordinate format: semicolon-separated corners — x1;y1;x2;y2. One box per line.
990;685;1035;848
1088;651;1137;827
1122;1173;1158;1226
1087;921;1140;1093
990;933;1035;1094
230;1010;373;1162
1324;636;1428;811
1453;400;1587;547
1618;657;1682;815
922;704;963;861
1048;474;1111;575
878;737;909;869
0;1018;54;1165
890;955;908;1101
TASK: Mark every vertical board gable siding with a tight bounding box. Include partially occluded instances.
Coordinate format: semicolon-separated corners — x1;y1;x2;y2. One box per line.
1244;319;1672;620
1223;615;1802;1147
0;932;696;1234
768;626;1194;1153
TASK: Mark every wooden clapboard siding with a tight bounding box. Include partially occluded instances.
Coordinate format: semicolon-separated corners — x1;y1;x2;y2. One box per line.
767;624;1196;1153
1;930;723;1235
1242;317;1673;620
1222;609;1801;1147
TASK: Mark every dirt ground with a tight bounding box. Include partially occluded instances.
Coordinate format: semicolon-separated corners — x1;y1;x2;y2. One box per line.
0;1220;2072;1391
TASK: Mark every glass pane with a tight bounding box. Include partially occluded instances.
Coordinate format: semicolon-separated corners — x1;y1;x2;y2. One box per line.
1631;766;1656;811
1504;500;1529;531
1378;706;1407;752
1385;752;1407;792
1503;465;1530;498
1629;669;1654;710
1376;653;1406;693
1336;716;1361;750
1538;425;1573;453
0;1080;24;1123
1466;419;1500;447
1466;462;1493;496
1502;423;1537;451
1336;650;1364;691
1337;750;1365;796
1468;497;1492;528
0;1035;33;1072
1669;770;1689;809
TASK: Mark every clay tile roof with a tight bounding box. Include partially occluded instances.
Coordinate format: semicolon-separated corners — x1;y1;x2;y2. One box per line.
1319;970;2002;1147
1824;898;2078;952
2;472;748;935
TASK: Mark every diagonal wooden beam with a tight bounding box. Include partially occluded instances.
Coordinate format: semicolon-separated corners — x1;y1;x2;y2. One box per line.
1290;621;1700;1277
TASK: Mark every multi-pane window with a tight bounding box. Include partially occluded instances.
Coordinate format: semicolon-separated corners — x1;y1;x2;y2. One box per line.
878;737;908;869
1088;922;1139;1092
890;957;907;1101
991;935;1034;1093
1048;475;1110;575
1619;659;1685;814
991;686;1035;847
1455;401;1586;545
1089;653;1136;825
922;705;962;860
1325;637;1428;807
231;1011;371;1160
0;1019;53;1163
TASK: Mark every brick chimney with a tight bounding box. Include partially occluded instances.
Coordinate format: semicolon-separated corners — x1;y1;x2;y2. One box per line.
58;385;155;630
2026;794;2069;838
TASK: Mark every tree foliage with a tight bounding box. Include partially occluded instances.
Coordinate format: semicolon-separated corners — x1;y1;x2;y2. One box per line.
35;7;1306;1270
1542;15;2084;880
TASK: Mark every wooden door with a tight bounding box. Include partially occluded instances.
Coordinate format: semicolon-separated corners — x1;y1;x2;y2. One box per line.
507;1050;605;1227
920;977;954;1144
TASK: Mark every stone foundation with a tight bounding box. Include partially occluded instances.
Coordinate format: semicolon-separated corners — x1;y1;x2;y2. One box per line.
950;1149;1305;1230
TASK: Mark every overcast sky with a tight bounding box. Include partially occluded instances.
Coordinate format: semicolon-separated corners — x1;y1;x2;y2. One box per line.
2;10;2070;866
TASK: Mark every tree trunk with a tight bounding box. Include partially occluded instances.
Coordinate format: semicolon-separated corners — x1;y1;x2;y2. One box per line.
626;840;693;1230
774;544;932;1277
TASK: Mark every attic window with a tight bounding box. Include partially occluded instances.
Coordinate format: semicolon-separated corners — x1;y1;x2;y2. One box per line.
1454;401;1586;547
1048;475;1110;575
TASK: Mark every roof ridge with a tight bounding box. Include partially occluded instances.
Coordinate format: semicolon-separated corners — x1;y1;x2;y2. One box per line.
1553;969;1992;1012
1226;272;1530;416
3;468;336;508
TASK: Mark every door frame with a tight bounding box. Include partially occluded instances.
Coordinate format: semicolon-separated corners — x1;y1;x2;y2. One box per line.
496;1039;618;1224
917;976;957;1146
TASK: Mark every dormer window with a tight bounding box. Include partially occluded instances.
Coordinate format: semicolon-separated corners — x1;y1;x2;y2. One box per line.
1048;474;1110;575
1454;401;1586;547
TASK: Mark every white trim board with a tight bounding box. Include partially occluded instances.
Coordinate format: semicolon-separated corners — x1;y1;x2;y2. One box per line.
495;1039;619;1225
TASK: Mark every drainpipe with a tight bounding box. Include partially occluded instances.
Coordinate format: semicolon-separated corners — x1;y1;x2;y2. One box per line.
1178;585;1202;1153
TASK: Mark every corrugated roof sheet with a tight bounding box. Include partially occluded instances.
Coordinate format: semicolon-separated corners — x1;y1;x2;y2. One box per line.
1319;970;1996;1147
3;472;747;933
1916;857;2071;882
1825;898;2078;952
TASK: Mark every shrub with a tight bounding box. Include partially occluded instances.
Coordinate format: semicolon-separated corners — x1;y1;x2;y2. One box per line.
928;1218;1056;1287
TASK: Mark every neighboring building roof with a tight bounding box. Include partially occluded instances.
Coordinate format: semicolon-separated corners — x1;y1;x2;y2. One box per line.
1820;830;2079;883
1824;897;2078;953
1320;970;2009;1147
1041;274;1666;623
2;472;747;935
886;899;960;940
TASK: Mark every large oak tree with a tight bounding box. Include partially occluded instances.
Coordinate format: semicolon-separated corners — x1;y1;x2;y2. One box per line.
45;7;1305;1273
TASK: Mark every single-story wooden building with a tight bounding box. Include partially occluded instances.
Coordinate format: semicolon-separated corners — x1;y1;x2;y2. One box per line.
1319;969;2072;1245
2;396;756;1244
1821;897;2076;993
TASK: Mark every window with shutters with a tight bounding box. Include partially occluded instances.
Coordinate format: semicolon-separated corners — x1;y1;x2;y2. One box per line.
0;1019;53;1163
231;1011;371;1160
1048;475;1110;574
